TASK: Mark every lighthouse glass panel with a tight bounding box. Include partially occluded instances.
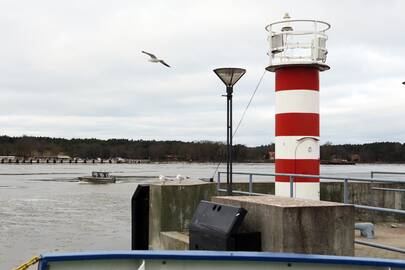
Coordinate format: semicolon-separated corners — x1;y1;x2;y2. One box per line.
265;18;330;71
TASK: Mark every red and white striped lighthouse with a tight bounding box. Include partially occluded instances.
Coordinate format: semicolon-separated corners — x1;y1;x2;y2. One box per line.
266;14;330;200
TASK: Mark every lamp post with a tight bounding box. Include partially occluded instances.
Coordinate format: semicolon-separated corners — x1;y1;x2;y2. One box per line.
214;67;246;196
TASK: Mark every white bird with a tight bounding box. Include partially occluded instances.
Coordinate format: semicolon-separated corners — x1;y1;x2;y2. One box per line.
159;175;168;181
176;174;185;181
176;174;190;182
141;51;171;67
159;175;175;185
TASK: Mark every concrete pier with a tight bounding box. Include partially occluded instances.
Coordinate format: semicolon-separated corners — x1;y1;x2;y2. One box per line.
148;181;216;250
144;180;403;258
213;195;354;256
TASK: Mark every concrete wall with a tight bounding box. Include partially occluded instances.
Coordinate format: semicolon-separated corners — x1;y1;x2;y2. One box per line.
160;232;189;250
148;181;216;250
222;182;405;222
219;182;275;195
213;195;354;256
321;182;405;222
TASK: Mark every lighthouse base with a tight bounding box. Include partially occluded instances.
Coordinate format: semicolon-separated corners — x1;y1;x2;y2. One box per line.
276;182;320;200
212;195;354;255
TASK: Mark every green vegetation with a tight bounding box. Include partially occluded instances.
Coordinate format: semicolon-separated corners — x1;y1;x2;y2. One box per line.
1;135;405;163
320;141;405;163
0;135;272;162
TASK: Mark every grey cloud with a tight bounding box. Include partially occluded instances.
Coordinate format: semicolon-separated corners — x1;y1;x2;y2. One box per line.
0;0;404;146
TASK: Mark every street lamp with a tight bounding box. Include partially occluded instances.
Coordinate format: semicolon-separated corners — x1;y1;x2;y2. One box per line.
214;67;246;196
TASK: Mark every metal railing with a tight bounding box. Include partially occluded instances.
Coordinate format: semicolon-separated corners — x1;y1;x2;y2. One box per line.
355;240;405;254
216;170;405;254
217;171;405;214
370;171;405;194
371;171;405;178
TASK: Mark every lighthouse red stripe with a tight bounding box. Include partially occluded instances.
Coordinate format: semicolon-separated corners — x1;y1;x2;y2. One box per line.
276;113;319;136
275;67;319;91
275;159;320;182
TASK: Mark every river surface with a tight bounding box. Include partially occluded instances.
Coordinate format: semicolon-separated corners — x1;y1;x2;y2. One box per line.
2;162;405;269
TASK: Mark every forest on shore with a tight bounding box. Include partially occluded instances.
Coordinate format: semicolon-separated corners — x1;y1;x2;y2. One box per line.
1;135;405;163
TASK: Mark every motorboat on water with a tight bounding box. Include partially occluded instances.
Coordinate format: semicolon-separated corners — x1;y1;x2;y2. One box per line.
78;171;116;184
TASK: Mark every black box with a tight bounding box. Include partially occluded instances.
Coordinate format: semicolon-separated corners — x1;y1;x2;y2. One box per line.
189;201;261;251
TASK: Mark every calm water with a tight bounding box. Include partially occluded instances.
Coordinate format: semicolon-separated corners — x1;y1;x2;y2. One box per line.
2;162;405;268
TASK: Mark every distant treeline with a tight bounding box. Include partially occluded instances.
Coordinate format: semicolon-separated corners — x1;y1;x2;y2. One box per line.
1;136;405;163
0;135;271;162
320;142;405;163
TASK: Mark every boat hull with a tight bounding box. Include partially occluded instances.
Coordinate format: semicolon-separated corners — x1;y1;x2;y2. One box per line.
37;250;405;270
78;177;116;184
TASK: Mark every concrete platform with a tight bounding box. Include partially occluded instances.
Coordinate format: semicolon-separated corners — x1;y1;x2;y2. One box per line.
149;180;216;250
212;195;354;256
160;231;189;250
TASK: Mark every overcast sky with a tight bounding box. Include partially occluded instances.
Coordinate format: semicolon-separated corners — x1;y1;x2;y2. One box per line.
0;0;404;146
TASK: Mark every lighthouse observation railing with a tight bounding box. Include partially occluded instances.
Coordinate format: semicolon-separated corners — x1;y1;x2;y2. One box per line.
265;19;330;69
216;170;405;254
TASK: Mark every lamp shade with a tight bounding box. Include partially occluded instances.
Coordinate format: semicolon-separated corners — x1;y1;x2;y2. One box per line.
213;68;246;87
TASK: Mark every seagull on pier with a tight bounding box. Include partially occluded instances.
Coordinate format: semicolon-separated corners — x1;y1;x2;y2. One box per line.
176;174;190;182
141;51;171;68
159;175;170;181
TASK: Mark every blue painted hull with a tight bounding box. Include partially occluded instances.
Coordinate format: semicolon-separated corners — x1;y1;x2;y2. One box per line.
38;250;405;270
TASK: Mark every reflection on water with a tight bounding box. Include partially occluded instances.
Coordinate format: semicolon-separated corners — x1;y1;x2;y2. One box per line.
1;163;405;269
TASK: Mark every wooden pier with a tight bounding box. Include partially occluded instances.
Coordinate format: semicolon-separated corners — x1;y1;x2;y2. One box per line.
0;156;150;164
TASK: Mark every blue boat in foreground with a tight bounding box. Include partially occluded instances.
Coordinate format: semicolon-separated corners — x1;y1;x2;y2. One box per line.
35;250;405;270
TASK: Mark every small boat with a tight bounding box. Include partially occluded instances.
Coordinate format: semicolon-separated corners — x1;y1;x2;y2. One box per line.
321;159;356;165
35;250;405;270
78;171;116;184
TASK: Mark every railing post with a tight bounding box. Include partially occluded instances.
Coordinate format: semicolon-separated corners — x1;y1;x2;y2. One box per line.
369;172;374;209
249;174;253;195
217;172;221;193
343;178;349;204
290;176;294;198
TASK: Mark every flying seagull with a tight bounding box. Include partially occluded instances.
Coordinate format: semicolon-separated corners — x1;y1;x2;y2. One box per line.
141;51;171;67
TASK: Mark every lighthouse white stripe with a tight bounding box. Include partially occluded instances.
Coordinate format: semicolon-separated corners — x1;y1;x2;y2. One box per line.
276;90;319;114
275;136;320;160
276;182;320;200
